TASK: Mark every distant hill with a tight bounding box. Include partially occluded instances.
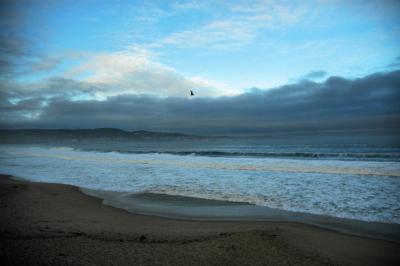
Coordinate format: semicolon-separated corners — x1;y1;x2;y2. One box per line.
0;128;203;143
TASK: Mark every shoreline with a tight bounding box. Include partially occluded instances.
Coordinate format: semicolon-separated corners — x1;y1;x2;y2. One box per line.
81;187;400;243
10;172;400;242
1;174;400;265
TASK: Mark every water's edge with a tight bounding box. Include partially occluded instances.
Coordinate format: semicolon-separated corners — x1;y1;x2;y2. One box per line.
5;173;400;243
2;145;399;224
81;187;400;243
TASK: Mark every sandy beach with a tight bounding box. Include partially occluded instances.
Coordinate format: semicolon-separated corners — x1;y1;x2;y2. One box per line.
0;174;399;266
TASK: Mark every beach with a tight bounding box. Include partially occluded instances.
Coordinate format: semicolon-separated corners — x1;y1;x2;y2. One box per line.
2;0;400;265
1;174;399;266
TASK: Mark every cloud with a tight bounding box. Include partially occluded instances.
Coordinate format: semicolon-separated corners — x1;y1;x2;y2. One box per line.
388;56;400;69
63;48;233;98
1;69;399;137
0;36;31;78
301;70;328;80
172;0;205;10
29;56;62;72
162;18;256;49
159;1;308;49
0;2;61;79
0;35;62;79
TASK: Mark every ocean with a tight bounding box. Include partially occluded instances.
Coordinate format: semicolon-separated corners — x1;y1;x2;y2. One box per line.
1;137;400;225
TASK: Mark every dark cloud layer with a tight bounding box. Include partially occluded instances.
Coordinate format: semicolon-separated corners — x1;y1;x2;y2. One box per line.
1;70;399;137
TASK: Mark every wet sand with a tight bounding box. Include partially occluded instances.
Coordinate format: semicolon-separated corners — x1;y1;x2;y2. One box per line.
82;188;400;243
1;174;399;265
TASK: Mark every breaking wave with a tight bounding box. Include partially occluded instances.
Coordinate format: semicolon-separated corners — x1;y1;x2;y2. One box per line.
80;149;400;161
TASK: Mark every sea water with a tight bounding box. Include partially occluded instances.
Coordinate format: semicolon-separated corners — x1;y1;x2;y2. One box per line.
0;138;399;224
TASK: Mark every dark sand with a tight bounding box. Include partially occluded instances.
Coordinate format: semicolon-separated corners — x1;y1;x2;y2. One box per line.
1;175;399;266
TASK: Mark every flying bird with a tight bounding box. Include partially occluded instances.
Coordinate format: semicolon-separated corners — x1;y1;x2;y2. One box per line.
190;90;194;96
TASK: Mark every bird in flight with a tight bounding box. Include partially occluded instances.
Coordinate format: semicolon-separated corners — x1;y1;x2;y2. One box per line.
190;90;194;96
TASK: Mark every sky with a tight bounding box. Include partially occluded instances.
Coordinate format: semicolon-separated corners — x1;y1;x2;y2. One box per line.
0;0;399;136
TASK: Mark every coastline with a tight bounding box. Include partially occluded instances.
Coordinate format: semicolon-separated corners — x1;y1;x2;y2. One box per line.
81;187;400;243
1;174;399;265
